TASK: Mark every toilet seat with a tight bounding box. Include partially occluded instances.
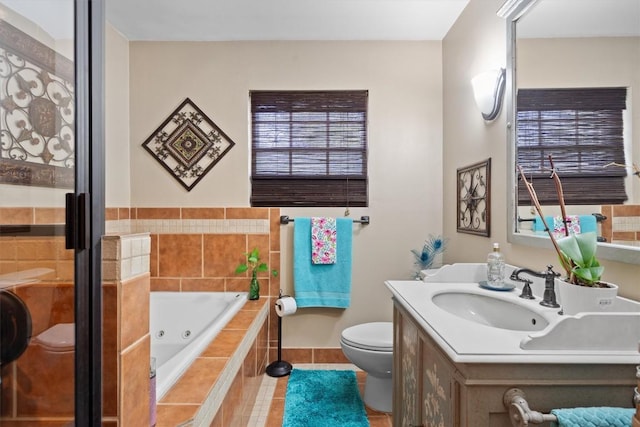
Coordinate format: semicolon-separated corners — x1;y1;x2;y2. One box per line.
33;323;75;352
341;322;393;351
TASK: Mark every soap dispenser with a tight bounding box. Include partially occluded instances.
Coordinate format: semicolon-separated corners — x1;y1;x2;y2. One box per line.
486;242;505;287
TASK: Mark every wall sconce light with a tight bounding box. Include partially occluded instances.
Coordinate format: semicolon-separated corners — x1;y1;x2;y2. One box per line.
471;68;506;121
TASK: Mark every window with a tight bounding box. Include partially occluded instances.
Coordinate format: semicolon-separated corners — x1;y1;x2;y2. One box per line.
250;90;368;207
516;87;628;205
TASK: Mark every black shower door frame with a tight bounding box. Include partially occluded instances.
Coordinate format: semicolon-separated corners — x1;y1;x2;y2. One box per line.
74;0;104;425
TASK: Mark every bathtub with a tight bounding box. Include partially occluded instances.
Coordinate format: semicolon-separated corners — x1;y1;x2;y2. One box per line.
150;291;248;400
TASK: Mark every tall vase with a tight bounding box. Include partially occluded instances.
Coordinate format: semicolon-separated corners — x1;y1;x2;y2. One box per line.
556;278;618;315
249;270;260;300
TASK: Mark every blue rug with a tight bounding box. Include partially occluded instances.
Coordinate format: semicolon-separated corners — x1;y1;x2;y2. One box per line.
282;369;370;427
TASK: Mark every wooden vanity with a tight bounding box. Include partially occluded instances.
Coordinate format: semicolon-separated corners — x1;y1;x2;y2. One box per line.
392;301;637;427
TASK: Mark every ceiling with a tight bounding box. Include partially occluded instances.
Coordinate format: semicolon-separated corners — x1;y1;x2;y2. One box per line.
105;0;471;41
1;0;637;43
0;0;73;40
517;0;640;39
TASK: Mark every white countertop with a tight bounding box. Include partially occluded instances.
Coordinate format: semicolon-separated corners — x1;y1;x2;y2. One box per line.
385;279;640;365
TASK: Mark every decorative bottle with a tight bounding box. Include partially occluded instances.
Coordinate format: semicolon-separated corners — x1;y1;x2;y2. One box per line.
249;270;260;300
486;242;505;287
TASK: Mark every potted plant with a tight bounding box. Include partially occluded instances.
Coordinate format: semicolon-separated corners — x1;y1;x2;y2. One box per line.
556;231;604;287
235;247;278;300
518;157;618;314
554;231;617;314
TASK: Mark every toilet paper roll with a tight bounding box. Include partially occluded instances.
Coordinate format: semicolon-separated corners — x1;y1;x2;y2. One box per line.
275;296;297;317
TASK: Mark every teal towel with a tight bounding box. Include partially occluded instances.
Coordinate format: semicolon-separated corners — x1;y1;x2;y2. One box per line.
532;215;597;234
578;214;597;233
293;217;353;308
551;407;635;427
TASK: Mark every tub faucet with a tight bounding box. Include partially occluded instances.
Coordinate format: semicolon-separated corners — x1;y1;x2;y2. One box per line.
510;265;560;308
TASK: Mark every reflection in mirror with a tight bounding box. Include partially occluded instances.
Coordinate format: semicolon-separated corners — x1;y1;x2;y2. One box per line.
503;0;640;264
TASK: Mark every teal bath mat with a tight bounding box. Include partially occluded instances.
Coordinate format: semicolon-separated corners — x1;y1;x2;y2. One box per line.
283;369;370;427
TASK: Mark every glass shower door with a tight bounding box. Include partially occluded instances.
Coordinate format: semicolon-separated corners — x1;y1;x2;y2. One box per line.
0;0;102;425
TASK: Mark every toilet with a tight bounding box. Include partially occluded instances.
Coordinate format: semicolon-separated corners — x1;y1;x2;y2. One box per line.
340;321;393;413
33;323;75;354
28;323;75;414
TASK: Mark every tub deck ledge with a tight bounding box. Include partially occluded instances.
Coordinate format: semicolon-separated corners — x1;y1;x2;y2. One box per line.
156;297;268;427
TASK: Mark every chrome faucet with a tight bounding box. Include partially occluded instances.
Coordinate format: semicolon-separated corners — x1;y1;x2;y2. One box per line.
510;265;560;308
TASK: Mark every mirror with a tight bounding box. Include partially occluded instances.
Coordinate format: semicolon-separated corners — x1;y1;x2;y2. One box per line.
502;0;640;264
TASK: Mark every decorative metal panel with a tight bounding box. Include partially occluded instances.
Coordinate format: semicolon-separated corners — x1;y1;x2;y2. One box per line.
0;20;74;189
457;158;491;237
142;98;235;191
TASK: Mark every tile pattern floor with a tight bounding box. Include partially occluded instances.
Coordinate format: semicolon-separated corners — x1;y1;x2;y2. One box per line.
248;364;392;427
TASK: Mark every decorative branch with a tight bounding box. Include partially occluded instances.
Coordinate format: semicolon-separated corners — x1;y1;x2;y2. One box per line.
518;165;573;276
604;161;640;178
547;155;569;237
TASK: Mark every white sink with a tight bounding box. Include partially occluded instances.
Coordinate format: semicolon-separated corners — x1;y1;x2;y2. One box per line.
521;312;640;351
386;268;640;363
432;291;549;332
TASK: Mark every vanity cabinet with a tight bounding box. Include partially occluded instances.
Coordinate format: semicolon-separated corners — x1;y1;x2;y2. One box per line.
394;304;458;427
393;301;637;427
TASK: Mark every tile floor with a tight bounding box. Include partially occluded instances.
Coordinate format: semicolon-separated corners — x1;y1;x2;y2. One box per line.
248;364;392;427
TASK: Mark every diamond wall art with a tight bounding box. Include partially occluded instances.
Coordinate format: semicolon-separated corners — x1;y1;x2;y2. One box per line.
142;98;235;191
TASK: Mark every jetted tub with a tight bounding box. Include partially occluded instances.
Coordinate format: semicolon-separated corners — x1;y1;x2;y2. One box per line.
150;291;247;400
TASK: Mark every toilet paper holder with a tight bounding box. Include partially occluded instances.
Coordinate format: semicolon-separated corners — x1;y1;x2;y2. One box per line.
266;290;294;377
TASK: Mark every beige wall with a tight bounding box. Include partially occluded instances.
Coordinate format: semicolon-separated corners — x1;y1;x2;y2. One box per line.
519;37;640;203
105;24;131;207
126;41;444;347
106;2;640;350
442;0;640;301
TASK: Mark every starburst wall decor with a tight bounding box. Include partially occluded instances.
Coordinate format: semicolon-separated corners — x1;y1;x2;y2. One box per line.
142;98;235;191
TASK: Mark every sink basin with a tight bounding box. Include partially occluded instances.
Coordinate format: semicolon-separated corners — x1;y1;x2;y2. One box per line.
386;272;640;361
432;291;549;331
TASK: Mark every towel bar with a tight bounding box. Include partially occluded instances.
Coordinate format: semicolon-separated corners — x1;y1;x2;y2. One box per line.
503;388;557;427
517;213;607;223
504;388;640;427
280;215;370;225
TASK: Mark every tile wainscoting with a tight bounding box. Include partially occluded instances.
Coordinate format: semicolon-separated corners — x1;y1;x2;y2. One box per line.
1;206;358;425
106;207;282;358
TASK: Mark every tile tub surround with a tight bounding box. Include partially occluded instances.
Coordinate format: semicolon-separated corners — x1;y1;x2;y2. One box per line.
157;297;269;427
107;207;281;297
102;233;153;425
105;207;276;237
115;206;284;401
0;210;76;424
601;204;640;246
0;207;75;282
104;230;274;426
102;232;152;281
0;281;74;423
0;207;66;225
0;234;73;280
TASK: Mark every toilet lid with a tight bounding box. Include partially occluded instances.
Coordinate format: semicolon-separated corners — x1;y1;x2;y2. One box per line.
341;322;393;351
34;323;75;349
